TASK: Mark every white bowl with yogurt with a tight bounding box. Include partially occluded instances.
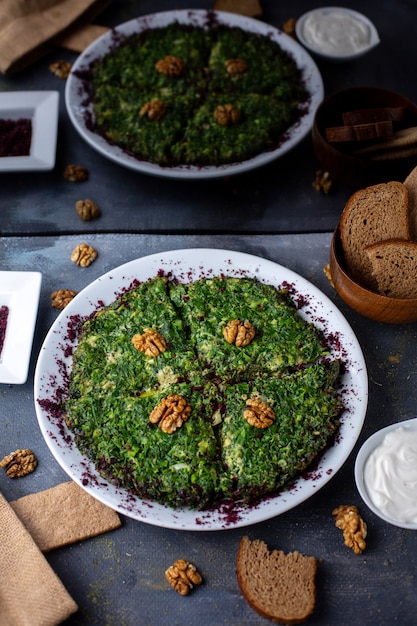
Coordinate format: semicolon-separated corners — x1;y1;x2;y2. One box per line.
355;418;417;529
296;7;380;62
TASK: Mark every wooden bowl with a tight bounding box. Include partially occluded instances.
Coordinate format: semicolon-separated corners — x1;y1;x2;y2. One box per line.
330;228;417;323
313;86;417;188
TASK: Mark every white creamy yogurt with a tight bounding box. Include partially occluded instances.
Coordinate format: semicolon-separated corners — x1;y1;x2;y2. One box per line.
364;427;417;524
301;9;371;57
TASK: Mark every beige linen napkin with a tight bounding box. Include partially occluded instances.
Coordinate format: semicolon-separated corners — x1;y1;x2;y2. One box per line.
0;491;78;626
0;0;110;74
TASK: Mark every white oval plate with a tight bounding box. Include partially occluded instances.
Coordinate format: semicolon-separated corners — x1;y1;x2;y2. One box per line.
34;249;367;530
65;9;323;180
355;418;417;529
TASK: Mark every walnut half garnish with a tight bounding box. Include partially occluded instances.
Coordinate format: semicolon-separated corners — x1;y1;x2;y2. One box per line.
75;199;101;221
244;398;275;429
63;164;89;182
332;504;367;554
132;329;167;357
71;243;98;267
0;449;38;477
223;319;255;347
224;58;248;76
149;395;192;434
51;289;78;310
155;55;186;77
214;103;241;126
139;99;167;121
165;559;202;595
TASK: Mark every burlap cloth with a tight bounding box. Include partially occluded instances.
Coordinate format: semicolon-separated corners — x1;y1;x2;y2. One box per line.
0;491;78;626
0;0;111;74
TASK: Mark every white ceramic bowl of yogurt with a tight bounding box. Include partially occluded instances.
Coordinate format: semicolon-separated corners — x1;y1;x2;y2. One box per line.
295;7;380;62
355;418;417;529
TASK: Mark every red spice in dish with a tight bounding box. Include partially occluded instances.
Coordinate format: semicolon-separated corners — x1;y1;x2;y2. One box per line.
0;305;9;357
0;118;32;156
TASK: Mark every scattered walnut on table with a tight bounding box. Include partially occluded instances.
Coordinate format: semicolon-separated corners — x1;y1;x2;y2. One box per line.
75;199;101;221
165;559;202;595
313;169;334;194
0;449;38;477
63;164;89;182
244;398;275;429
49;60;72;79
214;103;241;126
139;99;167;121
71;243;97;267
332;504;367;554
282;18;297;39
149;395;192;434
132;329;167;357
223;319;255;347
323;264;335;289
50;289;78;309
155;55;186;77
225;58;248;76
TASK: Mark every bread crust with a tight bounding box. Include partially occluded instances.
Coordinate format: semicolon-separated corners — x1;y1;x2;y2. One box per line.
237;536;316;624
404;165;417;240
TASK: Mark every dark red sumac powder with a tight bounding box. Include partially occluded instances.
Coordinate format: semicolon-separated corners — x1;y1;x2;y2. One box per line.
0;118;32;157
0;305;9;357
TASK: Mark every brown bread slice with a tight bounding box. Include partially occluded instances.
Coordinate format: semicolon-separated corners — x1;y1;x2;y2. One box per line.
404;165;417;240
365;239;417;298
339;181;410;288
236;536;317;625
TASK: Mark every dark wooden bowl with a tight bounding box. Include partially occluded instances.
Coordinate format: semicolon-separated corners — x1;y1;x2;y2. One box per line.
330;227;417;323
313;86;417;188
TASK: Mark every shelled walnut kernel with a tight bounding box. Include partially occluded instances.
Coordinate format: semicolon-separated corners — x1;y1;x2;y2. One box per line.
49;60;72;79
75;199;101;221
139;99;167;121
155;55;186;77
51;289;78;309
223;319;255;347
71;243;97;267
214;103;241;126
64;164;89;182
149;395;192;434
132;329;167;357
244;398;275;429
165;559;202;595
0;449;38;477
332;504;367;554
313;169;334;194
225;58;248;76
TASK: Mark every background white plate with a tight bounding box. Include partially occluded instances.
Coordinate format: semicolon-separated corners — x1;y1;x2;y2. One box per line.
34;249;368;530
65;9;323;180
0;271;42;384
0;92;59;171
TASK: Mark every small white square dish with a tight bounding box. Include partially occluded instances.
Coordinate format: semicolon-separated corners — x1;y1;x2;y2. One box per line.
0;271;42;384
0;91;59;171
